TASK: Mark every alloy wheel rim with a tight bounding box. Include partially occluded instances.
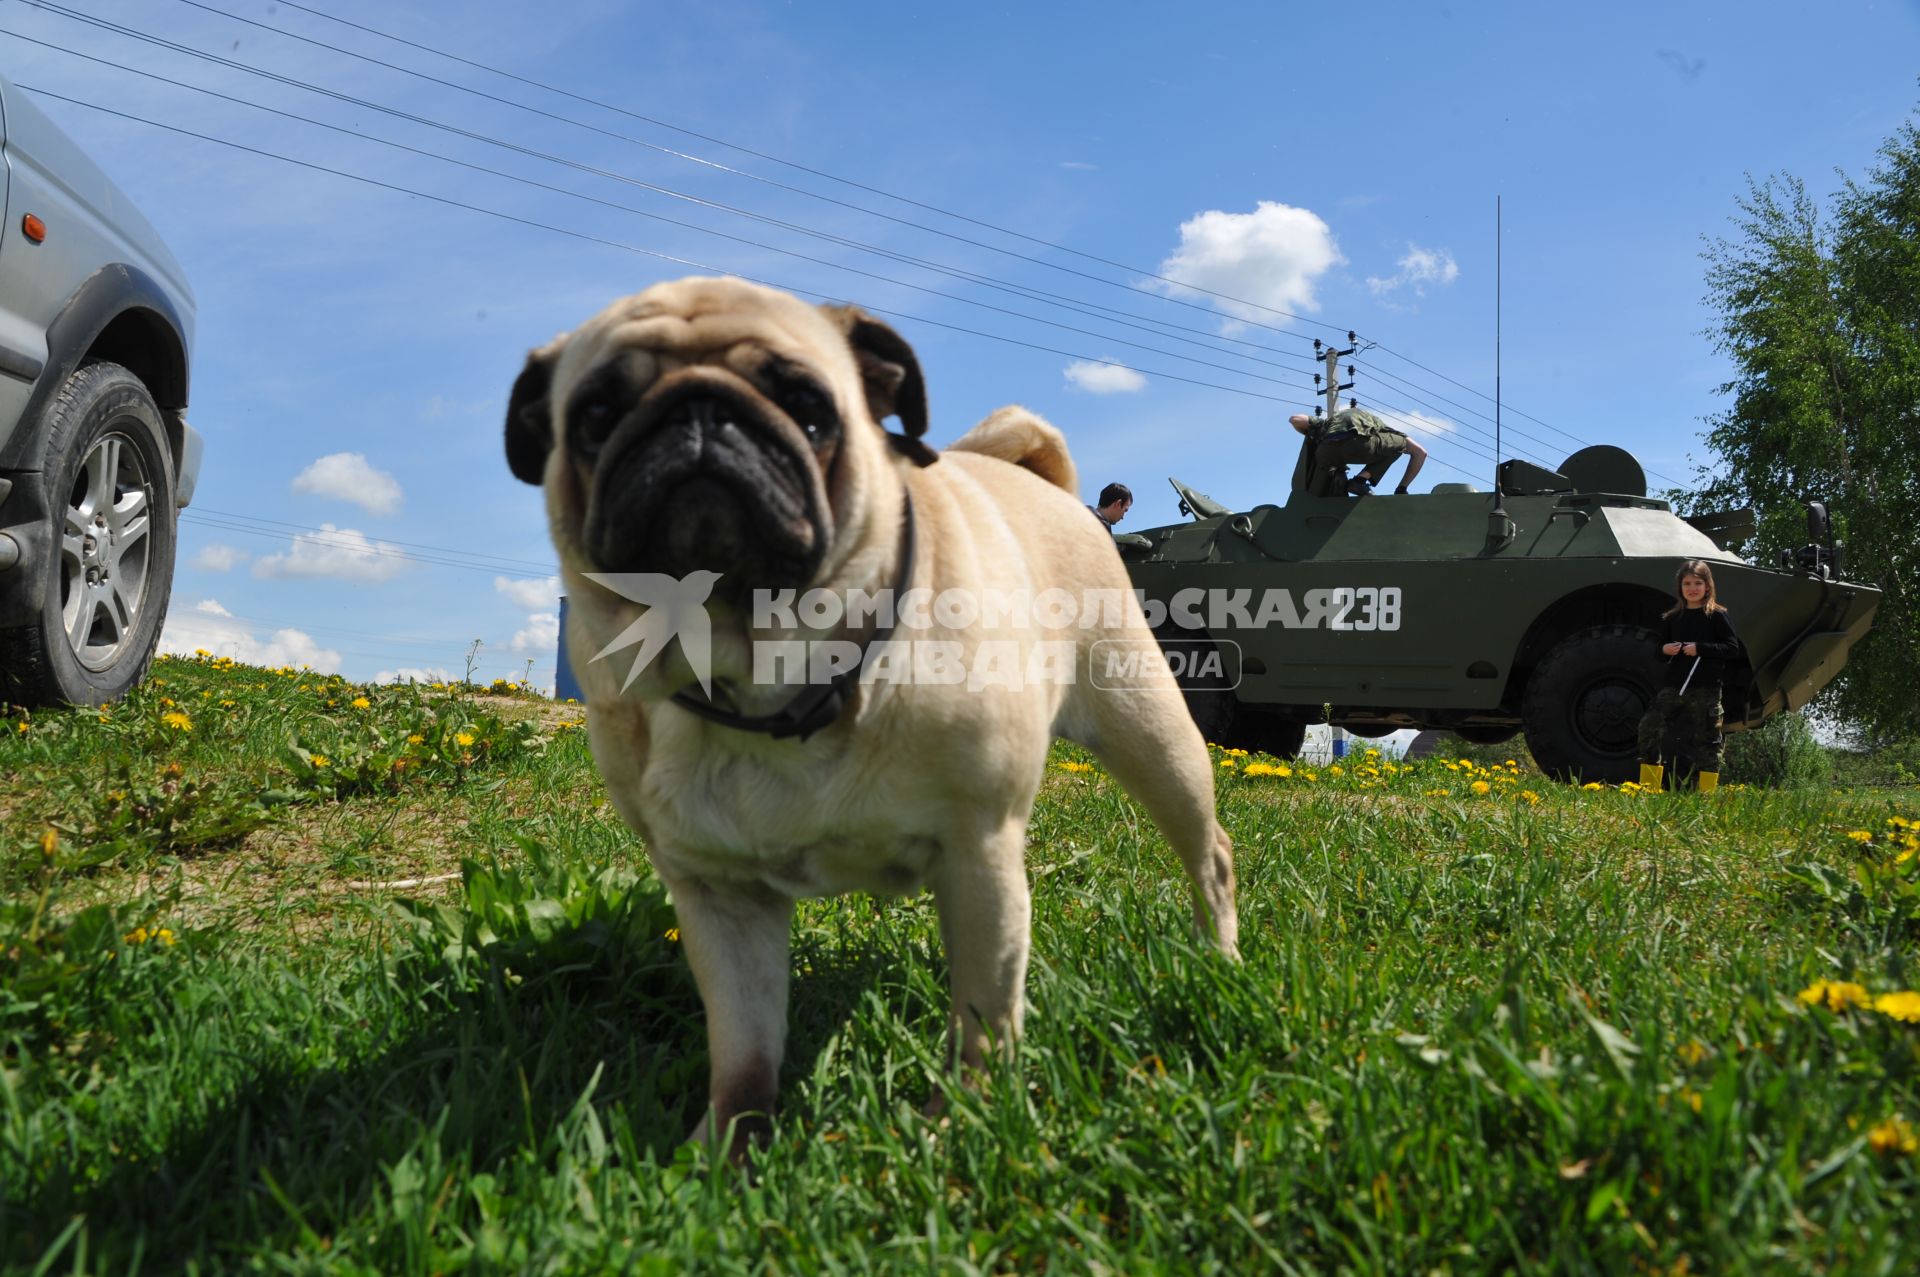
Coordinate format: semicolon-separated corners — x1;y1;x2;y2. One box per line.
59;430;155;672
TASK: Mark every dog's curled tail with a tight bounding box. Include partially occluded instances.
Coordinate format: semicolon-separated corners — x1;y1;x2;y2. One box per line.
948;405;1078;494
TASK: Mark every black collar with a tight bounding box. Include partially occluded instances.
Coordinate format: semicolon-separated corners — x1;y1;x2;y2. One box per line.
669;494;917;742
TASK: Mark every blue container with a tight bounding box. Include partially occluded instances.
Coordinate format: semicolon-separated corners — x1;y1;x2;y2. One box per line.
554;595;584;704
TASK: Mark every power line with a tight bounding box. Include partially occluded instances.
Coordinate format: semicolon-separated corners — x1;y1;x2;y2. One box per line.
3;22;1325;390
158;0;1357;338
181;512;557;579
15;85;1326;407
22;0;1618;459
190;505;556;574
193;0;1629;466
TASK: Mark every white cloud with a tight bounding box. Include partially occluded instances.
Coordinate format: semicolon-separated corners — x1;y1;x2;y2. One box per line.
1153;201;1343;329
192;543;249;572
291;452;404;515
1063;360;1148;394
252;524;408;583
159;599;343;672
374;666;457;685
494;575;562;610
511;612;560;654
1366;244;1461;298
1059;160;1098;171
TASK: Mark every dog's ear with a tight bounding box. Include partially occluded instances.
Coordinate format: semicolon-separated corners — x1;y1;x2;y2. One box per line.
505;336;567;486
822;305;936;465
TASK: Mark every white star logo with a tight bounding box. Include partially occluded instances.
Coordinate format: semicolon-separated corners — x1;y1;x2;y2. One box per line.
582;570;722;695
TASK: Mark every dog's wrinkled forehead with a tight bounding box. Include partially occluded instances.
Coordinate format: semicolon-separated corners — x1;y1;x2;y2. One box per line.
552;279;853;402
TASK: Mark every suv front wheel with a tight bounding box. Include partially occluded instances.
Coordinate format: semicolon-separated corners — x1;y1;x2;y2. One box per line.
1;361;176;706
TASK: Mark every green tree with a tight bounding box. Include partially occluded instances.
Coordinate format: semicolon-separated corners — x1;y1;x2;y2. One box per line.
1696;111;1920;739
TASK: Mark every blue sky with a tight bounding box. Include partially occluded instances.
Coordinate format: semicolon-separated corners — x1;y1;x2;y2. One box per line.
5;0;1916;689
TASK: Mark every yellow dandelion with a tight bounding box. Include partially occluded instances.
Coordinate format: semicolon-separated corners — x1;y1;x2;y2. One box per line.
194;648;211;658
1423;787;1450;797
1056;760;1095;774
159;697;174;708
310;754;332;768
665;928;680;942
1847;830;1874;844
1328;764;1344;776
14;720;26;734
1470;780;1491;795
160;711;192;732
455;731;475;747
1302;771;1318;782
407;733;425;746
1520;790;1542;805
351;697;371;710
40;829;58;857
1219;758;1237;769
1797;979;1872;1012
1677;1040;1708;1067
1874;991;1920;1023
1868;1116;1918;1157
1243;762;1290;778
125;926;151;945
1582;781;1605;791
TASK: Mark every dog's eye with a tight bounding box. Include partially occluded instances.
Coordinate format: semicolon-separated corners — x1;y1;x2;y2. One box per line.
570;397;620;460
779;383;837;440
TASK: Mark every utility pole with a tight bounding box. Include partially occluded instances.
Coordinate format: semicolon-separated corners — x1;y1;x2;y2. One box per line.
1312;330;1358;419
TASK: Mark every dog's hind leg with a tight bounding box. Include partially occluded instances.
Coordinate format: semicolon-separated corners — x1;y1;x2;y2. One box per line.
667;870;796;1158
1065;685;1240;959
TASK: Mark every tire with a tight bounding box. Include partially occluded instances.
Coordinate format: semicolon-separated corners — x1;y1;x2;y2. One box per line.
0;362;177;707
1452;724;1520;746
1521;624;1661;784
1230;710;1307;760
1150;622;1237;746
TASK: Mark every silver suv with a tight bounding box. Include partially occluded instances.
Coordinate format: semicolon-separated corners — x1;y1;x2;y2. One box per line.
0;74;200;707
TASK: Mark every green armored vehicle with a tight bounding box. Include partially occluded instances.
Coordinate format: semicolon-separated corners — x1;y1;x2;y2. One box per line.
1120;442;1880;783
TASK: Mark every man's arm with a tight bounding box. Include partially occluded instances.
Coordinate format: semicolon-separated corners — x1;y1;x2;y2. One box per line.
1395;439;1428;493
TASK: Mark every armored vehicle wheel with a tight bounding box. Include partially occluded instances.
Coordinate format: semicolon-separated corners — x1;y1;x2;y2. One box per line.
1521;624;1661;784
1233;710;1307;760
1453;725;1520;746
1150;623;1236;746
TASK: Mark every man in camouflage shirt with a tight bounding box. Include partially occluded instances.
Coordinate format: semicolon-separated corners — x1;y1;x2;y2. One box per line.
1289;408;1428;498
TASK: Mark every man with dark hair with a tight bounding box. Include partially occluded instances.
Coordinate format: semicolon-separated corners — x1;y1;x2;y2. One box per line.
1289;408;1427;497
1088;482;1132;534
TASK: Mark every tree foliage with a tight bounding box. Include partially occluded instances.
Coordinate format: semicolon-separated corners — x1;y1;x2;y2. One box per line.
1695;110;1920;739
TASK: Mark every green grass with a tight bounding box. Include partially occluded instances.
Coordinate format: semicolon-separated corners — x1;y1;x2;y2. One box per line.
3;656;1918;1273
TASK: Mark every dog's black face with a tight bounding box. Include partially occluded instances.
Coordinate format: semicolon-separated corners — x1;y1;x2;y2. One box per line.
569;354;839;592
505;279;931;604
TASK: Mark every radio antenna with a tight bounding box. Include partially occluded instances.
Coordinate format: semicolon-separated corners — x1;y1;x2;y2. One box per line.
1486;196;1515;549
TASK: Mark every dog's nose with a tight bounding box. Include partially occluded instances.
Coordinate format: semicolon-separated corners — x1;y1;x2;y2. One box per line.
662;395;725;437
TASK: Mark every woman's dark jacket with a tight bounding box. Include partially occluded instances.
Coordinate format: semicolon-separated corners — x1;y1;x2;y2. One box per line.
1657;607;1741;693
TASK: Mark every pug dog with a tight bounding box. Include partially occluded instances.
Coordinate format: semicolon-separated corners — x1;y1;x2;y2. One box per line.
505;276;1237;1153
